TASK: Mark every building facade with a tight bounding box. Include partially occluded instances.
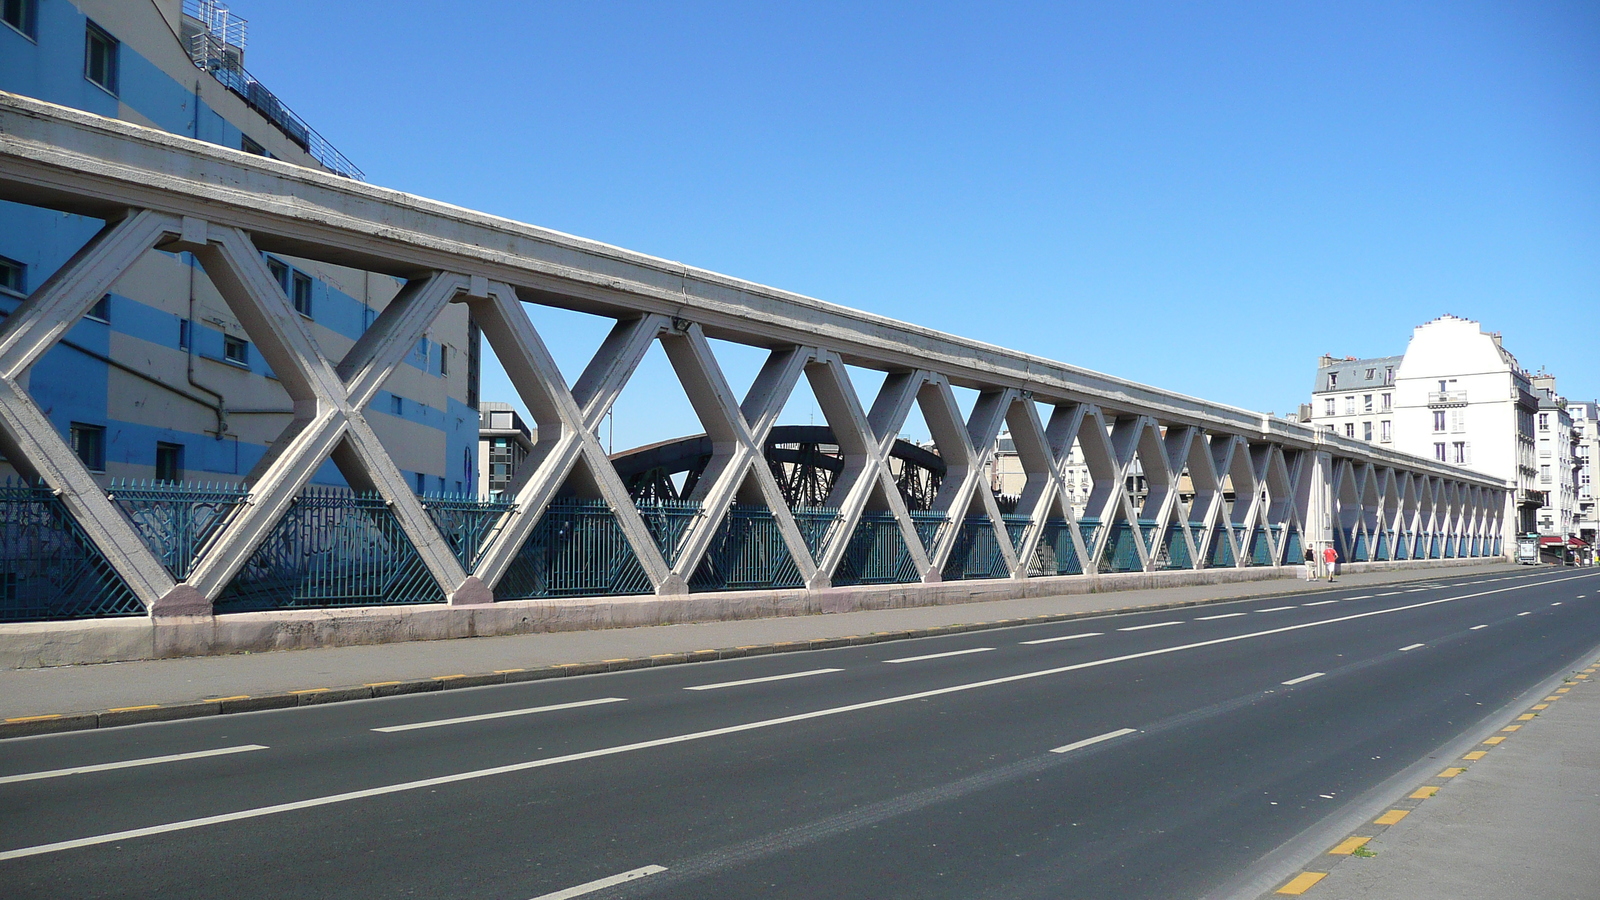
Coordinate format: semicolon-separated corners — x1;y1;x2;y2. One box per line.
1571;400;1597;557
478;402;534;499
1308;354;1402;447
1;0;478;493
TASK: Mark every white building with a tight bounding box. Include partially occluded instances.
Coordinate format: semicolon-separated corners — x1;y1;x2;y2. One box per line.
1308;354;1402;446
1531;375;1579;541
1571;400;1598;558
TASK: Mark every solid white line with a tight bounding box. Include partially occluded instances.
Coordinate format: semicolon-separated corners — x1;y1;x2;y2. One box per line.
0;745;268;786
1376;591;1401;596
1399;643;1425;651
1196;612;1247;620
1470;624;1489;630
1281;672;1324;686
373;698;626;733
1049;727;1138;754
1302;600;1340;606
883;647;994;664
684;669;842;691
1021;632;1103;645
528;865;667;900
1118;621;1182;631
1345;595;1373;600
6;570;1593;863
1256;606;1296;613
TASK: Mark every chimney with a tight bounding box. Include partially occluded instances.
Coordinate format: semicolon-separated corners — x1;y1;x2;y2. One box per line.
1318;354;1336;368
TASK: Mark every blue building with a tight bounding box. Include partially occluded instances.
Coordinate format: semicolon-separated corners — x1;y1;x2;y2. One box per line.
0;0;480;494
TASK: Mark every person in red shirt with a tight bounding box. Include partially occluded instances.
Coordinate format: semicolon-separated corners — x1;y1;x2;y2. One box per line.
1322;545;1338;582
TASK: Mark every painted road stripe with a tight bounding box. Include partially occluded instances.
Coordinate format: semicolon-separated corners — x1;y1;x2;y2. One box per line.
1462;751;1487;760
373;698;626;733
1302;600;1339;606
1517;611;1533;616
0;745;268;786
528;865;667;900
883;647;994;664
1276;872;1327;894
1195;612;1246;620
1470;624;1489;630
1374;809;1409;825
1439;767;1466;777
1399;643;1425;651
1345;595;1373;600
1049;727;1138;755
6;571;1592;863
1117;621;1182;631
1281;672;1324;686
1376;591;1401;596
684;669;842;691
1552;602;1562;606
1256;606;1296;612
1021;632;1104;645
1410;786;1440;799
1329;836;1372;855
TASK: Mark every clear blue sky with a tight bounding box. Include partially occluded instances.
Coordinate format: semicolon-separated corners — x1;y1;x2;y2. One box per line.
240;1;1597;450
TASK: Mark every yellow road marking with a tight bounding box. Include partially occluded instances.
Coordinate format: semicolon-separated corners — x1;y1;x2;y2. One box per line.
1462;751;1487;760
1483;736;1507;745
553;663;581;667
364;682;401;687
1557;688;1570;693
602;659;631;664
106;705;160;713
1330;836;1372;855
1502;725;1522;732
1276;872;1328;894
204;695;250;703
1374;809;1409;825
289;688;329;694
1410;786;1440;799
1439;767;1467;777
650;654;678;658
1545;695;1562;701
432;675;468;681
1517;713;1536;720
4;714;62;723
1575;674;1590;679
1531;704;1549;710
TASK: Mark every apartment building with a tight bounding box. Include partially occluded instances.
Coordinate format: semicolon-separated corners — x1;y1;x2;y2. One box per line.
1307;355;1402;446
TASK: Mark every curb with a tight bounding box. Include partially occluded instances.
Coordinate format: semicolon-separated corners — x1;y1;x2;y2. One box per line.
0;568;1515;742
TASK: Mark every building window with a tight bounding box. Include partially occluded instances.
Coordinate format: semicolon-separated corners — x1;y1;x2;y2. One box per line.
155;442;184;483
1325;424;1335;433
1323;398;1335;416
390;395;404;416
1539;413;1549;431
1344;396;1355;415
466;319;481;410
1363;421;1373;442
1384;366;1394;384
241;134;267;156
1381;420;1392;442
292;271;312;317
1452;442;1468;465
1539;440;1550;458
0;254;25;295
84;21;119;95
438;345;449;376
269;258;290;294
415;472;427;494
85;294;111;323
223;335;248;365
1541;465;1551;484
1451;409;1465;433
1381;393;1391;411
1344;423;1355;438
1363;394;1373;413
1327;372;1337;389
178;318;191;350
70;423;106;472
1433;410;1446;432
2;0;37;39
1434;442;1446;462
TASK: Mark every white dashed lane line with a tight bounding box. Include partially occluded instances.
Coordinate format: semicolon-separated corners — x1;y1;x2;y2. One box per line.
1399;643;1425;652
1256;606;1297;613
1117;621;1183;632
1302;600;1340;607
1470;624;1489;630
1196;613;1247;621
1282;672;1324;686
1518;611;1533;617
1020;632;1103;645
883;647;995;664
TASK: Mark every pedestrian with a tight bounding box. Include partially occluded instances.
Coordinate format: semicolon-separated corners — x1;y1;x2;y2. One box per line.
1322;545;1338;582
1303;546;1316;581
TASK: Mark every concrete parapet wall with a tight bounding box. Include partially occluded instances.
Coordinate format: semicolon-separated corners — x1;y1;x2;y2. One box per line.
0;557;1494;669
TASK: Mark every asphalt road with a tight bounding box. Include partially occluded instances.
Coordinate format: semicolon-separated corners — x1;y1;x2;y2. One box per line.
3;567;1598;900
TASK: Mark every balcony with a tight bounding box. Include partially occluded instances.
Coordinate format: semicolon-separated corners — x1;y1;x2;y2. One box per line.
1428;390;1468;407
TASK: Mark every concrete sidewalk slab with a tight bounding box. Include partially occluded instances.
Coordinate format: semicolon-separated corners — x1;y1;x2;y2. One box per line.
1306;651;1600;900
0;563;1516;727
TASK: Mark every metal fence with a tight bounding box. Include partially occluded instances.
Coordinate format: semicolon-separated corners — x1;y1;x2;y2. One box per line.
109;479;249;580
496;498;655;600
689;505;805;592
0;482;145;621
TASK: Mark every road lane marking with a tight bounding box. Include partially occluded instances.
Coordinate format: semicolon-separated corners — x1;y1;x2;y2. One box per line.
883;647;994;664
1517;611;1532;616
1376;591;1401;596
1049;727;1137;754
685;669;842;691
1482;736;1506;745
1552;602;1562;606
1399;643;1425;651
1256;606;1296;613
1517;713;1536;720
372;698;626;733
1117;621;1182;631
529;865;667;900
1531;704;1548;710
1020;632;1103;645
1410;786;1439;799
1374;809;1409;825
1439;767;1466;777
1501;725;1521;732
1281;672;1324;686
1462;751;1487;760
1345;595;1373;600
1329;836;1372;855
7;570;1593;862
0;745;267;786
1276;872;1327;894
1470;624;1489;630
1405;588;1427;593
1302;600;1339;606
1196;613;1246;620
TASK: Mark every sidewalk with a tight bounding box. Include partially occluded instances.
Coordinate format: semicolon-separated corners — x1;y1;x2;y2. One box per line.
1295;649;1600;900
0;563;1512;730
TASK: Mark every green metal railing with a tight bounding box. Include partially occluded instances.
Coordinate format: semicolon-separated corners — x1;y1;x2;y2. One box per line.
1208;524;1235;567
635;499;701;568
496;497;653;599
109;479;249;580
0;481;144;621
833;511;922;585
941;515;1010;581
419;492;514;571
689;505;804;591
1162;523;1194;569
792;506;843;559
1032;520;1083;575
215;487;440;612
1284;528;1303;565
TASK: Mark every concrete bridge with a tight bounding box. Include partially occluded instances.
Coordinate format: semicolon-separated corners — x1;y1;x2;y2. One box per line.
0;91;1509;663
